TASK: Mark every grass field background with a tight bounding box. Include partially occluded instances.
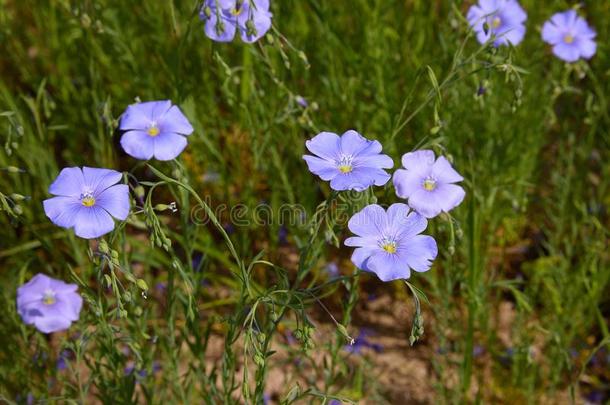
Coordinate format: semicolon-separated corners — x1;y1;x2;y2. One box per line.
1;0;609;403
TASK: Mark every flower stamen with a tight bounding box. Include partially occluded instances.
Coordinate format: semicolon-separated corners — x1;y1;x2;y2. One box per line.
337;155;354;174
380;238;397;254
80;191;96;207
491;16;502;29
147;124;160;137
563;34;574;44
423;178;437;192
42;290;56;305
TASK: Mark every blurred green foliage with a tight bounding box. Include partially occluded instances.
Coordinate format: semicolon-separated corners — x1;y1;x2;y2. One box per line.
0;0;609;403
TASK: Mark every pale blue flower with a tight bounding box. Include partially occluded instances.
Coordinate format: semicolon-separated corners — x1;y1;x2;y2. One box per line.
17;274;83;334
43;167;130;239
345;204;437;281
303;130;393;192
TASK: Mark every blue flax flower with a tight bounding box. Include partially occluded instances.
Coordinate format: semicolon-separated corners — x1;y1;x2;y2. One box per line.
345;204;437;281
303;130;393;192
17;274;83;334
542;10;596;63
393;150;465;218
119;100;194;161
200;0;272;43
467;0;527;46
43;167;130;239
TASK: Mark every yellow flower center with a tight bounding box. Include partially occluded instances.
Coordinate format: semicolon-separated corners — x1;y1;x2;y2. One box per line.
231;5;243;16
423;178;437;191
338;165;353;174
564;34;574;44
337;155;354;174
42;291;56;305
382;241;397;254
492;16;502;29
81;195;96;207
147;125;160;137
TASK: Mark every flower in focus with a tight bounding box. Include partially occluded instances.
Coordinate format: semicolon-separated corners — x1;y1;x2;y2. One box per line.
542;10;596;63
303;130;393;192
17;274;83;334
119;100;194;161
393;150;465;218
199;0;272;43
345;203;437;281
43;167;130;239
467;0;527;46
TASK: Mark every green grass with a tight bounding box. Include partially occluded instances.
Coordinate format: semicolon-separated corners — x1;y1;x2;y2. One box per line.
1;0;609;403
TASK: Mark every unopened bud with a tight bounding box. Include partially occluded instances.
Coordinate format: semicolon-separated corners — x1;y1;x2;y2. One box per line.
99;239;109;254
10;193;27;201
245;20;257;37
5;166;24;173
134;185;145;199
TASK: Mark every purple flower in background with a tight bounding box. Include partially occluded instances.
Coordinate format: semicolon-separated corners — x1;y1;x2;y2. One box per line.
344;329;383;354
393;150;465;218
325;262;340;279
295;95;308;108
43;167;130;239
467;0;527;46
200;0;272;43
57;350;72;370
119;100;194;161
17;274;83;334
303;130;393;192
542;10;596;63
345;204;437;281
124;362;135;376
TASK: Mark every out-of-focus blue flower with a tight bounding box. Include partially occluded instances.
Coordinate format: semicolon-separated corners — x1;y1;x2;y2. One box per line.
295;95;308;108
393;150;465;218
43;167;130;239
325;262;340;279
303;130;393;192
200;0;272;43
343;329;383;354
285;330;297;345
473;345;485;357
542;10;596;63
278;225;288;244
585;390;605;404
345;204;437;281
17;274;83;334
57;350;72;370
467;0;527;46
124;362;135;375
119;100;194;161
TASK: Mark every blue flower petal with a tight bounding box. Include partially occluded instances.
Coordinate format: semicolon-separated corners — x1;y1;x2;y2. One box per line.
96;184;130;220
43;196;82;229
159;105;194;135
121;130;155;160
152;132;188;161
48;167;85;197
73;206;115;239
